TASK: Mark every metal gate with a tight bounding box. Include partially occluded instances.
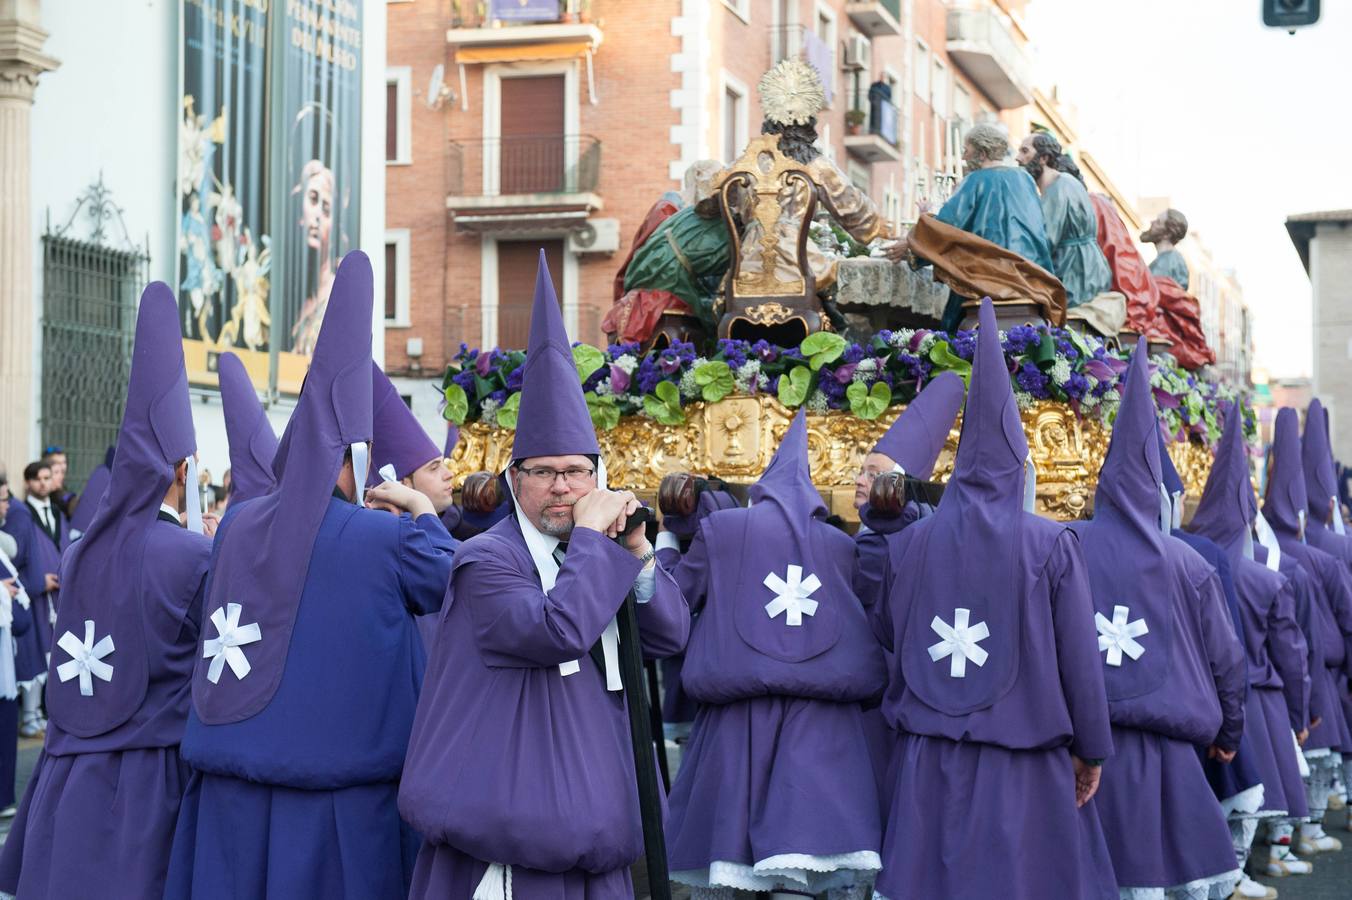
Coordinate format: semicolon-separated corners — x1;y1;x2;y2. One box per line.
39;178;148;492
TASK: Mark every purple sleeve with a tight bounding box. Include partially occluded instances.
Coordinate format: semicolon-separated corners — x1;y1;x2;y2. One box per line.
672;524;712;616
397;512;457;616
3;517;44;600
1197;571;1247;752
853;529;890;611
1321;562;1352;677
467;526;642;667
635;566;690;659
1048;532;1114;761
1268;577;1311;732
655;546;681;570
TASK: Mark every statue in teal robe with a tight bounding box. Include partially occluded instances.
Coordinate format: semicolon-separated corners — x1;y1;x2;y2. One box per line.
935;166;1053;273
1039;173;1113;308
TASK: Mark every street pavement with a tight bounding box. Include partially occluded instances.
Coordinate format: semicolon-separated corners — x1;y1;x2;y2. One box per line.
1;736;1348;898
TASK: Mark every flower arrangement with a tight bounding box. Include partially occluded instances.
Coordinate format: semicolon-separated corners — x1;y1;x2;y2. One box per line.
440;324;1253;445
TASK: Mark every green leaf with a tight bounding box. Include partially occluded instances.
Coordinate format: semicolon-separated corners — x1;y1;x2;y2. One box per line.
585;391;620;430
495;392;521;430
572;343;605;383
693;360;734;403
800;332;847;370
642;380;685;426
442;383;469;425
777;366;813;407
927;341;972;384
847;380;892;420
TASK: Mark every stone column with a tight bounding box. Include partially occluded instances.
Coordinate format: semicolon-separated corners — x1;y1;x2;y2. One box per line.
0;0;56;481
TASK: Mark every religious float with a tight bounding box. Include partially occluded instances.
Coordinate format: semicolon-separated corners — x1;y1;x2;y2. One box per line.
440;59;1240;523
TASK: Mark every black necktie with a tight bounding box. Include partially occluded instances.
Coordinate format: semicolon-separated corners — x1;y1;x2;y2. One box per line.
552;542;607;675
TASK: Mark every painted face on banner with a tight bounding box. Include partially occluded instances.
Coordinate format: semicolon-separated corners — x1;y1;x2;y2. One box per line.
301;165;334;251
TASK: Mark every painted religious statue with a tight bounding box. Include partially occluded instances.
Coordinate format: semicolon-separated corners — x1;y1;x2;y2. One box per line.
604;58;891;348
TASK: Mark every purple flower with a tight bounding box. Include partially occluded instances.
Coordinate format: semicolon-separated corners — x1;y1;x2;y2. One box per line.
751;339;778;363
842;343;866;364
1015;362;1050;398
609;363;631;394
452;369;476;392
1153;387;1181;409
475;351;494;377
832;363;858;384
1063;372;1090;400
488;389;507;405
505;365;525;391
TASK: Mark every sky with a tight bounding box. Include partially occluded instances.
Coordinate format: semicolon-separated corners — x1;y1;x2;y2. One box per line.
1024;0;1352;378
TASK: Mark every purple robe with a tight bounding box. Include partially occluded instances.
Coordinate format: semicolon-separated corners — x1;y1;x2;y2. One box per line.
67;451;112;538
1;501;65;682
399;520;688;898
1263;407;1352;753
399;253;690;900
665;412;885;891
0;283;212;900
873;300;1116;900
1071;342;1242;893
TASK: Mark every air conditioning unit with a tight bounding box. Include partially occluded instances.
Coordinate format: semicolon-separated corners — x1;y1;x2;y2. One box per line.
842;34;870;71
568;218;620;255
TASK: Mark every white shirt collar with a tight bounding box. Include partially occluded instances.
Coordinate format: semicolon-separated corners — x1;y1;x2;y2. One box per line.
28;496;50;512
159;503;182;523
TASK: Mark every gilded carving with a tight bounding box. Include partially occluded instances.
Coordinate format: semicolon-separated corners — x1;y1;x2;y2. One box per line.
445;397;1215;524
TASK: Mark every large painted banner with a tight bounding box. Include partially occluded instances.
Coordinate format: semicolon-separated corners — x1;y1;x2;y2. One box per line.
177;0;363;394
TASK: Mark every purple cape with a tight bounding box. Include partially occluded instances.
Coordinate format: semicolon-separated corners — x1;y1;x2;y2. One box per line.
217;351;278;505
192;251;374;725
1303;398;1352;568
47;283;207;738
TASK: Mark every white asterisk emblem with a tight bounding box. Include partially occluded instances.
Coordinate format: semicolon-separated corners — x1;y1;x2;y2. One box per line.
203;602;263;684
763;564;822;627
55;619;115;697
928;607;990;678
1096;604;1148;667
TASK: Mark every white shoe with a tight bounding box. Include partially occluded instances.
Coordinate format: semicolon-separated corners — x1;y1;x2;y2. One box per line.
1327;792;1347;811
1297;824;1342;854
1231;875;1277;899
0;805;14;819
1265;846;1313;876
18;721;42;739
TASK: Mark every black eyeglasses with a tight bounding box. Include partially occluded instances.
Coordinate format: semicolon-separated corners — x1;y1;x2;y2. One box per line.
516;466;597;486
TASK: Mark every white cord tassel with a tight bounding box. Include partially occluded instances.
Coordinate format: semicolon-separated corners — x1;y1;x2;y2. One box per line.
1254;512;1282;572
1331;496;1346;536
1158;482;1172;535
472;863;512;900
185;456;204;534
1022;455;1037;514
351;443;370;507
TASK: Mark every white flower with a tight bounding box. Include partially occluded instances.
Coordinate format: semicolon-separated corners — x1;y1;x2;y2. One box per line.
891;328;915;349
594;379;613;397
1081;392;1100;410
613;354;638;375
1014;390;1036;410
733;360;762;393
852;359;879;384
1050;359;1072;387
757;373;770;390
678;369;700;400
916;333;937;354
806;390;830;413
480;398;501;421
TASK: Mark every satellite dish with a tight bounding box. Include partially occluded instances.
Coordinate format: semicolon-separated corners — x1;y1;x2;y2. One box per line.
426;64;454;110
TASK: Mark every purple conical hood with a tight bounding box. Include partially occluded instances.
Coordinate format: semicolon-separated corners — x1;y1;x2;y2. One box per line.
368;363;440;486
871;371;965;480
1191;401;1256;558
511;251;599;462
1303;398;1340;526
1263;407;1307;538
749;409;825;518
1074;339;1172;701
1092;340;1165;545
194;251;374;725
48;282;197;736
899;298;1025;716
444;422;460;458
218;351;278;505
69;462;111;535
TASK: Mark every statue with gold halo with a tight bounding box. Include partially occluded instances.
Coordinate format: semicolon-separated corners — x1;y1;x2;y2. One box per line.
717;58;891;343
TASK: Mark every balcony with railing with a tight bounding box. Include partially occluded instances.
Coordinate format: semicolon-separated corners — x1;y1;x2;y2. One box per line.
446;0;603;64
845;0;902;38
845;100;902;163
446;134;603;230
945;6;1033;110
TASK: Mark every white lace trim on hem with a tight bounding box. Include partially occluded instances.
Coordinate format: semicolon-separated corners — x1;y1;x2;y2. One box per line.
1118;867;1241;900
1220;783;1265;816
673;851;882;893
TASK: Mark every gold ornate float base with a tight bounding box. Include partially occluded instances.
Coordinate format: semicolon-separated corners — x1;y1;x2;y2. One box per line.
446;396;1213;523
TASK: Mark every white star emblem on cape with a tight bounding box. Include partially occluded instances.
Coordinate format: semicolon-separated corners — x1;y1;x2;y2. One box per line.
55;619;115;697
763;564;822;626
203;602;263;684
1096;604;1148;667
928;607;990;678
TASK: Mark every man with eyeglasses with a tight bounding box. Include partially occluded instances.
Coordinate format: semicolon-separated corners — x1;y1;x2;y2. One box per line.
401;253;690;900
